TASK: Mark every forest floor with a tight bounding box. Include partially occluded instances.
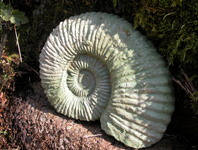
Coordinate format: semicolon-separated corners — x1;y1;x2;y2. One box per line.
0;82;197;150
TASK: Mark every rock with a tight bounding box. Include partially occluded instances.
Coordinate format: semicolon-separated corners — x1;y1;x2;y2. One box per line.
8;82;189;150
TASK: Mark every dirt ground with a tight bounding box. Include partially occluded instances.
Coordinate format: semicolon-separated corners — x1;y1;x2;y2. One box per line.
1;82;195;150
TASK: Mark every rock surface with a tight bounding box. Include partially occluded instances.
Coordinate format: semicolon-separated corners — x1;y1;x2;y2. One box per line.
8;82;189;150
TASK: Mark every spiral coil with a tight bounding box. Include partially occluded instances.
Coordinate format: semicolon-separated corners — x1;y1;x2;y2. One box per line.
39;12;174;148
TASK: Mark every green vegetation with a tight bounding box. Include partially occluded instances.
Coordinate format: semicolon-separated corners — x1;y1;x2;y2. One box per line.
1;0;197;113
0;1;29;93
0;0;198;147
16;0;197;114
131;0;198;114
0;1;28;27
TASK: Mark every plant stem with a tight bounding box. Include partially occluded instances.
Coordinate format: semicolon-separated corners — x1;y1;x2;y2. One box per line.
0;34;7;57
14;25;22;62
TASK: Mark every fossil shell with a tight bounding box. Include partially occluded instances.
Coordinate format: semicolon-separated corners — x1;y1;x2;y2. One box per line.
39;12;174;148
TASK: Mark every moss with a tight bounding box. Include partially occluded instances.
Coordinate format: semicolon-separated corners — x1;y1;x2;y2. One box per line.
14;0;198;113
130;0;198;115
132;0;198;76
1;0;198;146
14;0;198;112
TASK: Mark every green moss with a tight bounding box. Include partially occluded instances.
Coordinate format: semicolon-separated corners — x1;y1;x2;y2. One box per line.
15;0;198;114
1;0;197;145
131;1;198;114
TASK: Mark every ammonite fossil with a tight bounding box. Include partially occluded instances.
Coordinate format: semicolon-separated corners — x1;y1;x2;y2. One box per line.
39;12;174;148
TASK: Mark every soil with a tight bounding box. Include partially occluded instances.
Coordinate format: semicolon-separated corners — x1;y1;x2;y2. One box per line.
1;82;195;150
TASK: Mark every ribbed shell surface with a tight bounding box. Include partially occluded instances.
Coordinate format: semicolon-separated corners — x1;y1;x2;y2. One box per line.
39;12;174;148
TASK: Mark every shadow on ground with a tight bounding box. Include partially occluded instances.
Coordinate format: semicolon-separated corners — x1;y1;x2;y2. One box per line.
8;82;192;150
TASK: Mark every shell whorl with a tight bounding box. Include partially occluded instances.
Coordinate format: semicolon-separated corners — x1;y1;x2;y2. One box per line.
39;12;174;148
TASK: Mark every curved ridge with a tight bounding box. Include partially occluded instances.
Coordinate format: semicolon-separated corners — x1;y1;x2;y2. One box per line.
39;12;175;149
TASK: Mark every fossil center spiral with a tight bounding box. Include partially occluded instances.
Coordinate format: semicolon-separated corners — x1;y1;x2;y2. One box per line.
67;54;110;98
69;68;96;96
78;69;95;89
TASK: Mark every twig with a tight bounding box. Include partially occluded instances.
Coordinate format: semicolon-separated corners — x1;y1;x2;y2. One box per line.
14;25;22;62
21;63;39;76
83;134;102;138
181;69;196;93
0;34;7;57
173;69;197;97
172;78;190;94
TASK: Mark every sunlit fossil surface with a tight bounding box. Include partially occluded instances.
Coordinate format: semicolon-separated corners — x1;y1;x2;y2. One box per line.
39;12;174;148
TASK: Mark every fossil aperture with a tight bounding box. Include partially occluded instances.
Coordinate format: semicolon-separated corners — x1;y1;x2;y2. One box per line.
39;12;174;148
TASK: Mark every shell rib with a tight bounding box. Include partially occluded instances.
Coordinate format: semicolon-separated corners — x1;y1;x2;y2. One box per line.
39;12;174;148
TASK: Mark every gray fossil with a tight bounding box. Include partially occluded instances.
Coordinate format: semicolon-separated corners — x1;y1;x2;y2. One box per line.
39;12;174;148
